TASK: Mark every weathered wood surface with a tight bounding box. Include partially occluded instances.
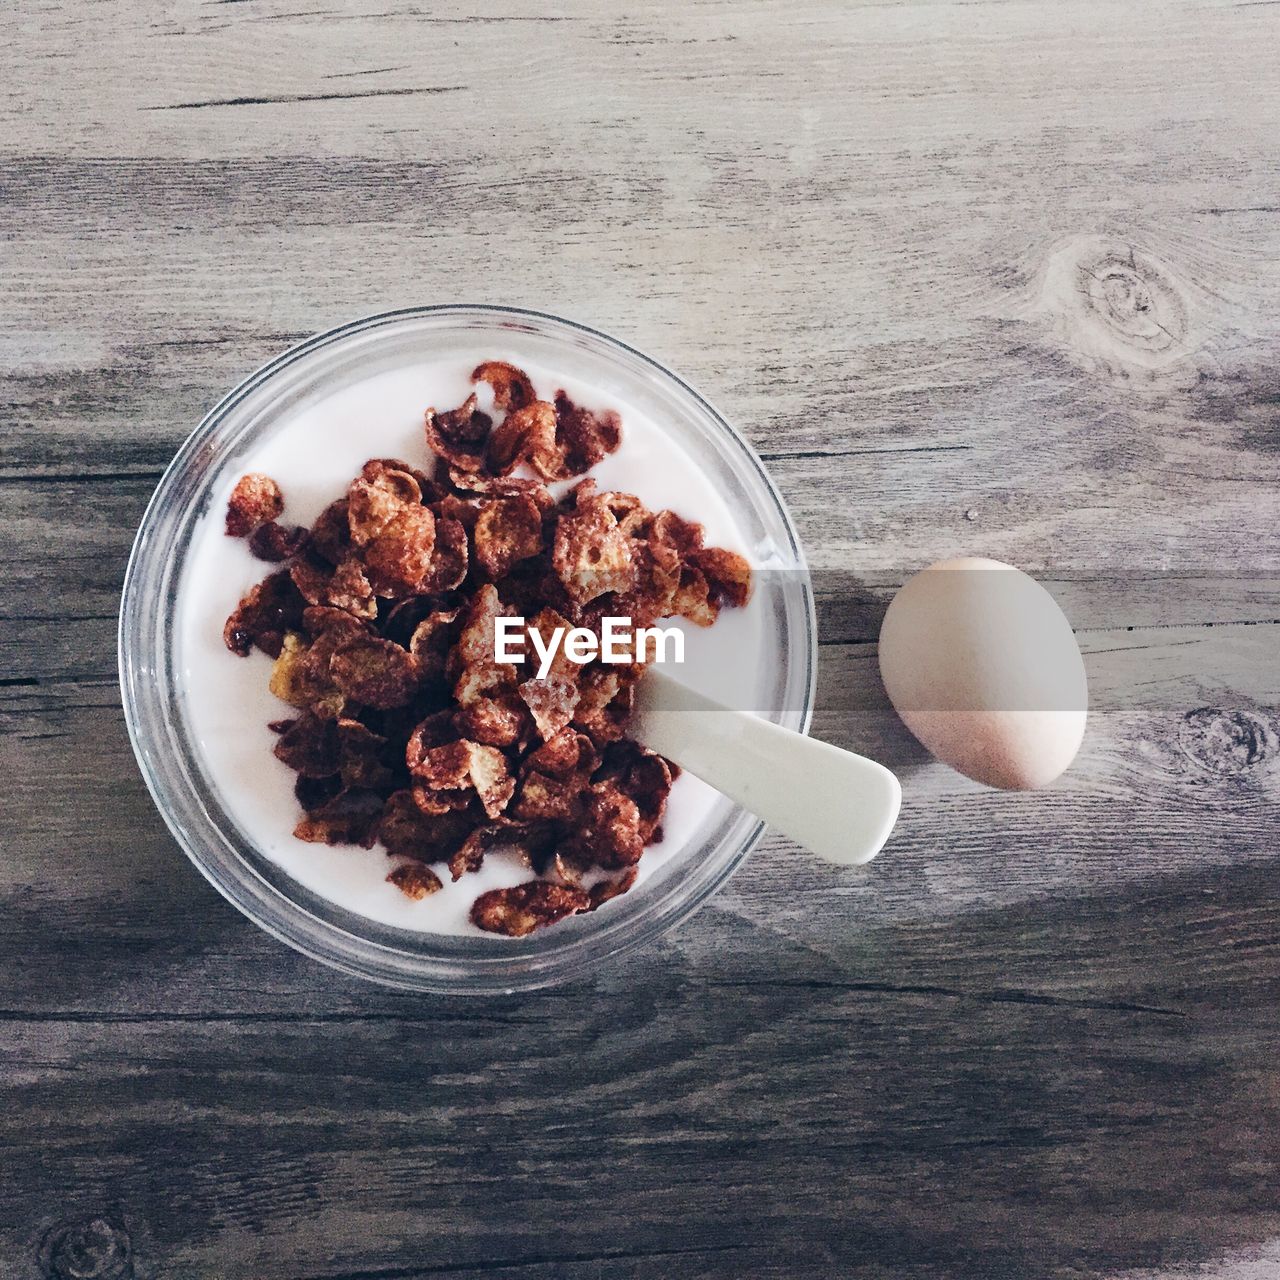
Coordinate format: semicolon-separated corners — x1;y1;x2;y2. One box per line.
3;1;1280;1277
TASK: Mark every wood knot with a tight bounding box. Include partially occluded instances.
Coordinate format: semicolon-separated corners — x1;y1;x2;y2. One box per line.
1037;234;1193;377
39;1218;132;1280
1178;707;1276;777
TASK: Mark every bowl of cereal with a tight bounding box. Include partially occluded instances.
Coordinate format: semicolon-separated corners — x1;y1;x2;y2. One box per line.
119;306;815;992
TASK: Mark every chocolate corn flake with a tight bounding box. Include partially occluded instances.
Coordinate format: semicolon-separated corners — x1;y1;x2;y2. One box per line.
381;789;473;858
295;772;342;812
365;504;437;597
424;393;492;471
412;739;514;819
472;360;536;411
512;770;584;823
474;495;543;579
694;546;754;610
411;780;474;817
387;861;443;900
376;792;428;857
523;609;577;680
407;606;461;682
487;400;558;478
222;359;753;932
450;471;557;513
524;727;591;777
571;665;637;747
362;456;441;499
248;520;307;563
552;489;634;605
298;628;357;719
466;744;516;819
267;633;310;708
570;785;646;869
329;635;419;710
651;509;704;556
226;473;284;538
287;554;331;607
554;392;622;476
224;569;305;658
348;474;415;547
412;740;475;790
337;718;396;792
598;741;673;841
470;880;591;937
302;605;370;641
420;517;469;593
671;566;719;628
456;583;506;667
325;557;379;619
405;709;463;771
294;787;384;847
453;691;526;748
273;712;341;778
446;821;555;883
588;867;639;911
309;498;353;565
518;674;579;742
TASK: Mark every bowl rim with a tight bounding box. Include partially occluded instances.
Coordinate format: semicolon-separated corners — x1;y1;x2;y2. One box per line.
119;303;817;993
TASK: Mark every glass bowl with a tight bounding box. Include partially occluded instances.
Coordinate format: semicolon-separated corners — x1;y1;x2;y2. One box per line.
119;305;815;993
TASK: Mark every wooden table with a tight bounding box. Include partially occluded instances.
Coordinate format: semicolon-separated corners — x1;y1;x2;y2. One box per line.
4;3;1280;1277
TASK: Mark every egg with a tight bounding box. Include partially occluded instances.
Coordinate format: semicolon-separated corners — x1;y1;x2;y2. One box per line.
877;557;1087;789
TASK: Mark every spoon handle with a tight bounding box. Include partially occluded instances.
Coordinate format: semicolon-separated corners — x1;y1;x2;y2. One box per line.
632;669;901;866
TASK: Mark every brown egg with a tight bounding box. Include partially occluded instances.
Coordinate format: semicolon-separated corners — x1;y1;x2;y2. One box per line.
878;557;1088;789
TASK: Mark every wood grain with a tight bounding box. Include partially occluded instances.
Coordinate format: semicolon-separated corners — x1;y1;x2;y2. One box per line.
3;1;1280;1277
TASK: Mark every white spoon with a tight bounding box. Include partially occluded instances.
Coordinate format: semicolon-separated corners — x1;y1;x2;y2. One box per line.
631;668;901;866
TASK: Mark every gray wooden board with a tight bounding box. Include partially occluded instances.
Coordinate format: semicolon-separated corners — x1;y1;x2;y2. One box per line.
3;1;1280;1277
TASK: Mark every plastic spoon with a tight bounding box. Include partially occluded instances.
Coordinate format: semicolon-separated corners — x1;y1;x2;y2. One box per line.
631;668;901;866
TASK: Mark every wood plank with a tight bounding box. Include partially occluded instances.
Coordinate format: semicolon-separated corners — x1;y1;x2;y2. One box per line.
4;861;1280;1280
3;1;1278;161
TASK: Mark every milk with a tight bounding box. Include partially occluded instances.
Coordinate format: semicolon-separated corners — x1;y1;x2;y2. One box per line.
176;356;763;935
